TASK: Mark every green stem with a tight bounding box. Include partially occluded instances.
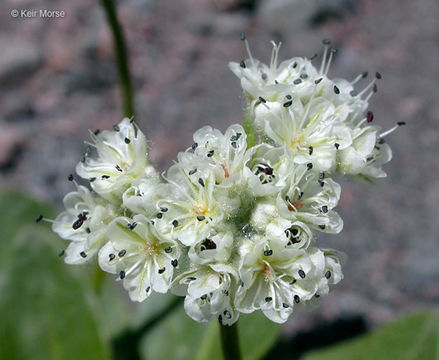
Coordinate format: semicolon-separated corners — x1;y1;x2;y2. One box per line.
112;296;183;360
220;321;242;360
100;0;134;118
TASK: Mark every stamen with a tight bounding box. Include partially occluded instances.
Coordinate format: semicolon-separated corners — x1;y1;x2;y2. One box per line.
380;122;405;137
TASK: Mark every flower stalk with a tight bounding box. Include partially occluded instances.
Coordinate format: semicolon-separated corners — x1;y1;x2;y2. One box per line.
100;0;134;118
220;322;242;360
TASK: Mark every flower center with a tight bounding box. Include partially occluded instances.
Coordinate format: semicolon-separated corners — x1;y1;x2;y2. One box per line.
144;242;159;256
193;203;210;218
262;262;276;281
289;135;305;151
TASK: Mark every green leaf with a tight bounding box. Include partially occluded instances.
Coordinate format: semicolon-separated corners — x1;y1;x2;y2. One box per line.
300;311;439;360
0;192;111;360
243;112;257;149
142;305;281;360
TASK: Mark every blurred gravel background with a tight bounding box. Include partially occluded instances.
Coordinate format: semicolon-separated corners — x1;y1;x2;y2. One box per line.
1;0;438;337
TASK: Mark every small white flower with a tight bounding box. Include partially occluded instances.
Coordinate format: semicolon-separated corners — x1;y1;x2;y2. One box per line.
243;144;290;197
188;230;234;265
178;263;239;325
52;185;116;264
235;236;327;323
178;124;248;187
98;215;180;302
122;175;164;217
155;164;239;246
229;40;373;118
253;98;352;173
76;118;150;198
337;125;392;180
276;164;343;234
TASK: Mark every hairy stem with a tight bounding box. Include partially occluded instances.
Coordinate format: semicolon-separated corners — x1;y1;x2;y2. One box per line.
100;0;134;118
220;322;242;360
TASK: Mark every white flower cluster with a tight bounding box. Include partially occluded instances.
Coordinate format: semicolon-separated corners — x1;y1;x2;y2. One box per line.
52;39;399;325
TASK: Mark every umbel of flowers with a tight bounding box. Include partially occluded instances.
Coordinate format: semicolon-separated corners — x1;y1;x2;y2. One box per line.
51;38;402;325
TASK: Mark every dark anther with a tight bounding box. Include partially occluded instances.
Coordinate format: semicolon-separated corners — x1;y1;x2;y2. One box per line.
158;267;166;274
146;286;151;293
265;297;272;302
231;141;237;148
294;78;302;85
86;227;91;234
283;303;289;308
197;215;206;221
286;94;292;99
58;250;65;257
129;222;137;230
164;247;172;253
240;32;246;41
333;85;340;94
300;73;308;79
116;165;123;172
307;163;313;170
292;62;298;69
200;294;207;300
334;143;340;149
283;100;293;107
80;251;87;258
201;238;216;251
298;270;306;279
198;178;205;187
172;220;179;227
192;142;198;150
258;96;266;103
239;60;246;68
373;84;378;93
362;71;368;78
189;168;197;175
171;259;178;267
109;253;116;261
319;224;326;230
350;90;358;97
294;295;300;303
325;270;332;279
113;124;120;132
322;39;331;45
309;146;313;155
118;249;126;257
119;270;125;279
224;310;232;319
94;129;100;136
310;53;318;60
124;137;131;144
101;175;110;179
375;72;382;79
318;180;325;187
315;78;323;84
207;150;214;157
367;111;374;123
397;121;406;126
160;207;168;212
68;174;74;181
36;214;43;223
322;205;328;213
89;177;96;182
290;279;296;285
264;249;273;256
156;213;163;219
